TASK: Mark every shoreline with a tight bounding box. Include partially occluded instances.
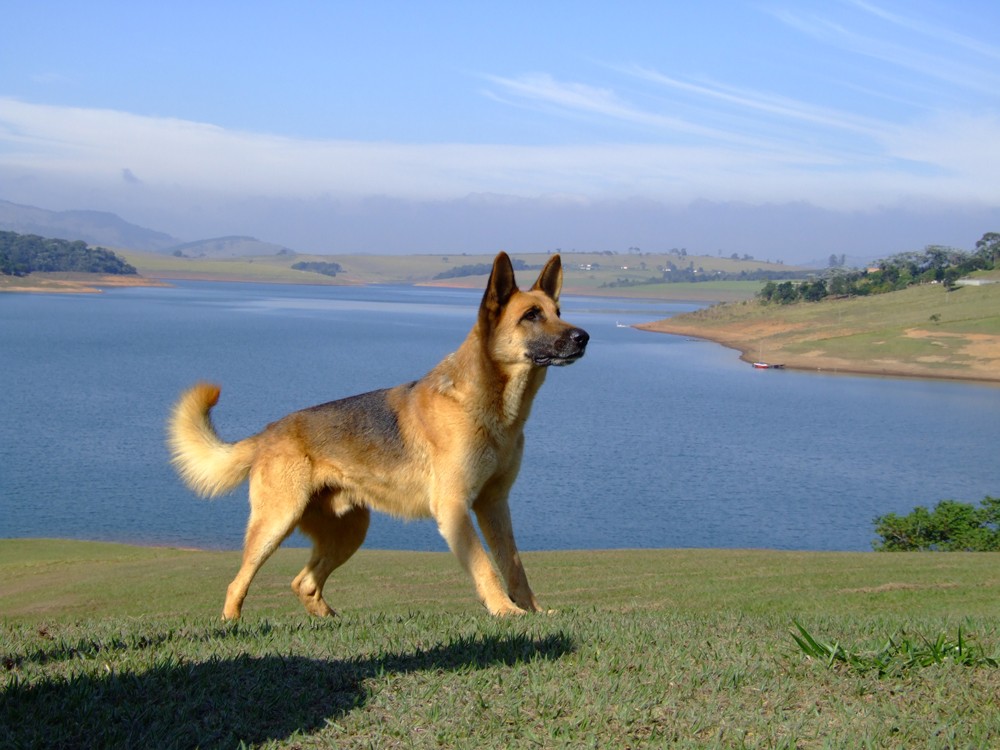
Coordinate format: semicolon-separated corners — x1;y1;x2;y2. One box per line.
9;270;998;386
0;273;171;294
635;319;1000;386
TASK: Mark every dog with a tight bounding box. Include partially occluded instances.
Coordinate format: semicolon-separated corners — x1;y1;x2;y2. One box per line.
168;252;588;619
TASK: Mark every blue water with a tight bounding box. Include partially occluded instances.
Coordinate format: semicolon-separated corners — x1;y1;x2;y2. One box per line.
2;281;997;552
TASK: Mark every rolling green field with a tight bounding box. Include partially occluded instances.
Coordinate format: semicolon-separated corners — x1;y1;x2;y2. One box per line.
641;278;1000;382
115;249;787;303
3;540;999;748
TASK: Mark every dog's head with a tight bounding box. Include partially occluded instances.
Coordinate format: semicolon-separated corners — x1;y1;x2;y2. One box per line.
479;252;589;367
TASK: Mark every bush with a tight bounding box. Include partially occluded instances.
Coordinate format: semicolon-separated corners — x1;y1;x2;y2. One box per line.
873;496;1000;551
291;261;342;277
433;259;531;280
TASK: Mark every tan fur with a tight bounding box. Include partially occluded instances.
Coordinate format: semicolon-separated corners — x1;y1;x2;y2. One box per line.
168;252;588;619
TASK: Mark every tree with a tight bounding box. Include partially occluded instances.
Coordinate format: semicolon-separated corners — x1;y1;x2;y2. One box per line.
801;278;828;302
873;496;1000;551
0;231;136;276
975;232;1000;266
774;281;799;304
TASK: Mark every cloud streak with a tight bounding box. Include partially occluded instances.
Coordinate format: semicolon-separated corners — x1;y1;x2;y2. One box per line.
768;4;1000;97
1;92;997;214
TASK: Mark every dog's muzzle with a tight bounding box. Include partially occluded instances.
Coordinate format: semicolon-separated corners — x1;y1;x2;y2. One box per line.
530;327;589;366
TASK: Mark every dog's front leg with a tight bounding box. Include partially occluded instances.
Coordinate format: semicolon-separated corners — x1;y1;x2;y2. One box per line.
434;498;526;616
474;497;541;613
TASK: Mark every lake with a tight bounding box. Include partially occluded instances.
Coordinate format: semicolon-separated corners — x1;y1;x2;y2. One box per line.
2;280;997;552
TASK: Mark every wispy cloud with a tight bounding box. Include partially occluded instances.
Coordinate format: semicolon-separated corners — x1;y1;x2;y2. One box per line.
847;0;1000;62
622;66;882;138
1;92;998;214
767;4;1000;96
481;73;769;148
481;71;872;167
482;67;913;178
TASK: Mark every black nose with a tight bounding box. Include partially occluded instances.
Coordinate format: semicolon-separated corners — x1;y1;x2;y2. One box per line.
570;328;589;347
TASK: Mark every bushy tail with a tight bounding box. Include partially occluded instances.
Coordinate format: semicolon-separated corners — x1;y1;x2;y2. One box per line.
167;383;255;498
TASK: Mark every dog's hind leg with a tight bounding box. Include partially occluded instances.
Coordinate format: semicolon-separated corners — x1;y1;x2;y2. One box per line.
223;467;309;620
292;499;370;617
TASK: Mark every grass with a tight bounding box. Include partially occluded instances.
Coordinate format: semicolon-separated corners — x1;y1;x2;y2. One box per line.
3;540;1000;748
4;249;779;302
111;249;784;303
640;281;1000;381
792;620;998;676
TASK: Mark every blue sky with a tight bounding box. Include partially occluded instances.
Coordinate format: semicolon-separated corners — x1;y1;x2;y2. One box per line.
2;0;999;262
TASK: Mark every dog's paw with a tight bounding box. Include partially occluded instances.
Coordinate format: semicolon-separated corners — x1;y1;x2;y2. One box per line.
490;602;529;617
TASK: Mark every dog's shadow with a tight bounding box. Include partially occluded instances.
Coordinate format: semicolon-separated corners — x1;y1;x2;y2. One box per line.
3;630;574;749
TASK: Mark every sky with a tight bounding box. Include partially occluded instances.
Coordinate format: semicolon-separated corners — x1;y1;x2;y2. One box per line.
2;0;1000;264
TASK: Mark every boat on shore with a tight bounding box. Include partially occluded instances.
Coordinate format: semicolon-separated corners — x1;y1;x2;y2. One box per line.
752;362;785;369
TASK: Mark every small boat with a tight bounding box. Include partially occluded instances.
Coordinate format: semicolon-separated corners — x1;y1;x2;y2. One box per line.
753;343;784;369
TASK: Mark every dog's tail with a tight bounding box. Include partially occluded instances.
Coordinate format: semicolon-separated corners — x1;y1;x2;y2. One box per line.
168;383;255;498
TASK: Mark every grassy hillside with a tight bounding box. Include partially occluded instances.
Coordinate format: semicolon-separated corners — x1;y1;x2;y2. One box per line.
115;249;799;303
640;278;1000;382
3;540;999;747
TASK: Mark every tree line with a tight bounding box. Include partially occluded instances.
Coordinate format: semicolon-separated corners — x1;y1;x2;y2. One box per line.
758;232;999;305
0;231;137;276
433;258;532;279
291;260;342;277
601;265;801;289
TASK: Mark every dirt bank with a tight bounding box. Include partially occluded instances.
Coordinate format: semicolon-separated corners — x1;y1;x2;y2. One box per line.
636;318;1000;384
0;273;170;294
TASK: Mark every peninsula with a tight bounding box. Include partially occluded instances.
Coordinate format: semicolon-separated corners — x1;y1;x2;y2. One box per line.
637;278;1000;384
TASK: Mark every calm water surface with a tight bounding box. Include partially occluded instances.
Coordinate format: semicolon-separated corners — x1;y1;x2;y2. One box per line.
2;280;997;552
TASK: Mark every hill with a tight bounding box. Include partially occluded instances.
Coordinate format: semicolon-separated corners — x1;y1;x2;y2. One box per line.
639;274;1000;382
0;199;180;252
166;235;295;258
115;248;803;303
0;201;296;259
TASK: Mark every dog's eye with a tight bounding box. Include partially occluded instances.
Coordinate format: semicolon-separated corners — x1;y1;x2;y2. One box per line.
521;308;541;323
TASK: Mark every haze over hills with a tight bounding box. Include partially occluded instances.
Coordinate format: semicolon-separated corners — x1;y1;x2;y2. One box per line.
0;200;293;258
0;199;181;252
2;197;994;270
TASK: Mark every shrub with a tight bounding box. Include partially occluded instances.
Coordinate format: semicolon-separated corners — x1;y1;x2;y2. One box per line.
873;496;1000;551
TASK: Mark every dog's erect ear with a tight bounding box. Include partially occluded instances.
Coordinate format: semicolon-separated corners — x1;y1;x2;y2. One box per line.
479;251;519;330
531;254;562;302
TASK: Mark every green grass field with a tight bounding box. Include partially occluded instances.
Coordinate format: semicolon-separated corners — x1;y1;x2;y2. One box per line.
114;249;785;303
3;540;999;748
643;280;1000;381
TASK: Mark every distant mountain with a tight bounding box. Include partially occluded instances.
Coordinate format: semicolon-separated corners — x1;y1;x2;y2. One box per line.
166;236;294;258
0;200;295;258
0;199;181;252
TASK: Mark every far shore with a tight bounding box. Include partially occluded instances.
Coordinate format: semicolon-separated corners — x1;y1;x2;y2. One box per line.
0;272;171;294
9;269;999;386
636;318;1000;385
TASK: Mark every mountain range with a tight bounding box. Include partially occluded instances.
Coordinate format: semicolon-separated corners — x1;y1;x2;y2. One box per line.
0;200;291;258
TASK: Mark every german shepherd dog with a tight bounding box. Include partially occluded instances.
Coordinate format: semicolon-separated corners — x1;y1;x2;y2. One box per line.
168;252;588;619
